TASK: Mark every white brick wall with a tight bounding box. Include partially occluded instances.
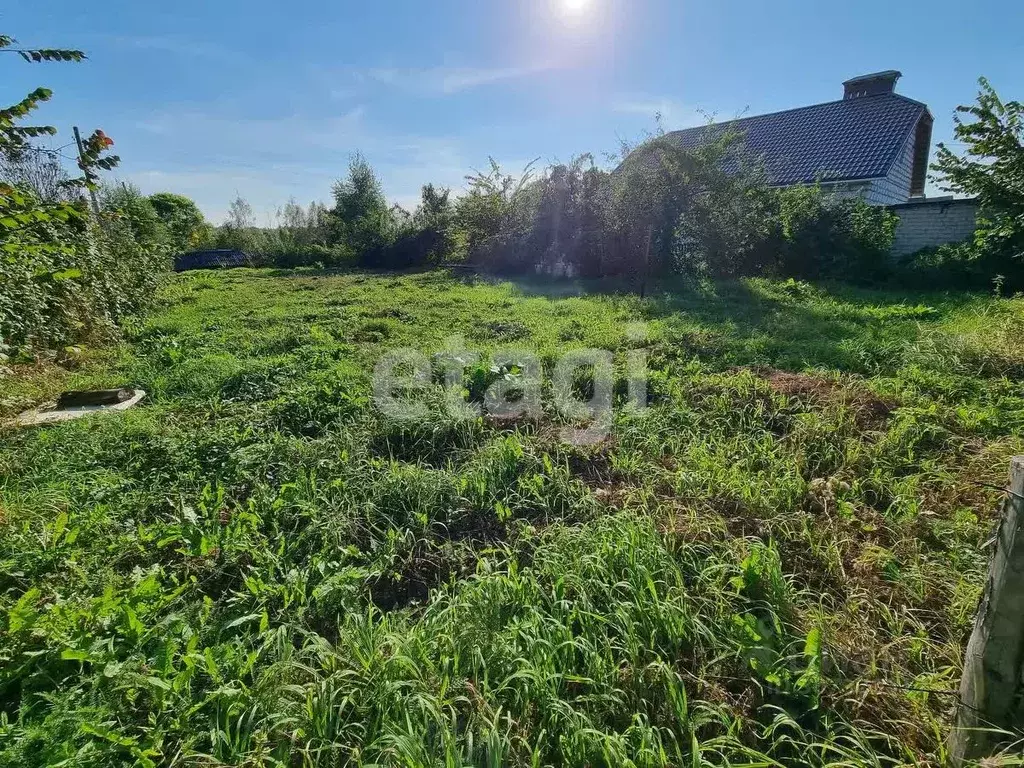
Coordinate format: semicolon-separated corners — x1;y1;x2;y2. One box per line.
890;199;979;256
866;129;917;205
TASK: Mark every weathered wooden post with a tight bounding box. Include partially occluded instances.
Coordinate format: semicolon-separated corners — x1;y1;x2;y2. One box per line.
951;456;1024;765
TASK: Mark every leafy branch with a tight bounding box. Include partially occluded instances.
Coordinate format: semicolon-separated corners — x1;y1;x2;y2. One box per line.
0;35;86;63
932;76;1024;267
1;32;119;194
0;87;57;152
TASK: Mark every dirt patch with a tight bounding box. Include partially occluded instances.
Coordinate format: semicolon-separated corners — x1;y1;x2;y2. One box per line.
561;439;616;485
840;390;894;430
748;367;894;430
444;511;510;545
368;555;456;611
761;369;838;399
367;513;512;612
477;320;531;342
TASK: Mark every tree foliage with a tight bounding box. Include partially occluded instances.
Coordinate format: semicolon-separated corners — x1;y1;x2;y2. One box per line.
149;191;210;253
933;77;1024;286
329;153;394;260
770;185;898;282
102;183;163;246
444;131;896;284
454;158;539;272
210;139;899;286
1;31;166;357
0;144;73;202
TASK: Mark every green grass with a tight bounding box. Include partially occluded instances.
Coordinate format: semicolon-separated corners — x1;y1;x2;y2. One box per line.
2;268;1023;766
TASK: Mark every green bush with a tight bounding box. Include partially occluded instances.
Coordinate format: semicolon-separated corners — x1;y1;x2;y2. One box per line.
672;140;777;278
1;32;173;358
933;78;1024;289
148;191;210;253
360;182;457;270
101;183;165;248
891;240;1022;292
0;188;171;356
450;140;899;285
204;163;460;272
455;159;541;273
207;223;353;269
772;186;898;282
329;153;397;266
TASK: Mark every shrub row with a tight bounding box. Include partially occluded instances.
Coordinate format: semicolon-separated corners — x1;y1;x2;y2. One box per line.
0;187;171;358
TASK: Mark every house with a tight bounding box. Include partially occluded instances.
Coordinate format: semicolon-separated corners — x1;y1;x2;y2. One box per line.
656;70;934;206
642;71;979;255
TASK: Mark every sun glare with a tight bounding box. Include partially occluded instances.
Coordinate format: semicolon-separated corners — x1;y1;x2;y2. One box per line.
562;0;591;15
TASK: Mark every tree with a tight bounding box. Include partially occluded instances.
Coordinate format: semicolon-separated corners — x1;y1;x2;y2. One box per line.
103;183;164;248
149;192;209;253
415;183;452;227
280;197;306;231
1;32;156;357
225;195;254;230
330;153;394;259
610;131;706;284
306;201;330;245
933;78;1024;281
0;146;72;202
455;159;538;271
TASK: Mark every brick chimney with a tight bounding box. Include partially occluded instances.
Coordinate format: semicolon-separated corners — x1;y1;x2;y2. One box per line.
843;70;902;99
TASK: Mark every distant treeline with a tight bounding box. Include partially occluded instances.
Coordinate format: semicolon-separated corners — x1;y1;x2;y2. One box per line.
202;123;1021;293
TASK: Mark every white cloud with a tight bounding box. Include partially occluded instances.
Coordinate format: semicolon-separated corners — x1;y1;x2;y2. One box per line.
120;107;490;223
611;95;705;129
105;34;249;66
367;64;555;95
118;168;300;226
135;107;368;153
115;47;560;225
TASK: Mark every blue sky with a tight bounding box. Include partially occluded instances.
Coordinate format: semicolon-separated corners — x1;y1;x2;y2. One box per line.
4;0;1022;223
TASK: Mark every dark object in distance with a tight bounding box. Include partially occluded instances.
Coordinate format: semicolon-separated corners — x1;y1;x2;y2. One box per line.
56;389;135;409
174;249;251;272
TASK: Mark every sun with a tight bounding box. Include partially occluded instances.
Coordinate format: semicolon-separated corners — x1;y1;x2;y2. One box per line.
561;0;591;14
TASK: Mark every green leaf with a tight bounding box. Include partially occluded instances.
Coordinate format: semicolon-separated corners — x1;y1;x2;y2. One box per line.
145;676;172;691
50;511;68;544
123;606;144;636
8;587;41;633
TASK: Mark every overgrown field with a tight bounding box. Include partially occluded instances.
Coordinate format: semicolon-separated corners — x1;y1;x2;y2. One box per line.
2;269;1023;767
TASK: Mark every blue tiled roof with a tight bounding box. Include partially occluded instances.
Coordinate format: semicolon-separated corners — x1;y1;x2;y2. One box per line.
661;93;929;186
174;249;252;272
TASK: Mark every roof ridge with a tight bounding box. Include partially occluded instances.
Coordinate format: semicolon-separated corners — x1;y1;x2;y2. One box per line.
877;97;931;181
633;89;931;189
665;92;926;135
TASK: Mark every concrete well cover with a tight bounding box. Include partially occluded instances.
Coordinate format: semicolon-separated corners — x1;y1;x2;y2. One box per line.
14;389;146;427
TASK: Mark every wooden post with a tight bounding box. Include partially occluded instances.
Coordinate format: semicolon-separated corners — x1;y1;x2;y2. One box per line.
73;126;101;218
951;456;1024;765
639;224;652;299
